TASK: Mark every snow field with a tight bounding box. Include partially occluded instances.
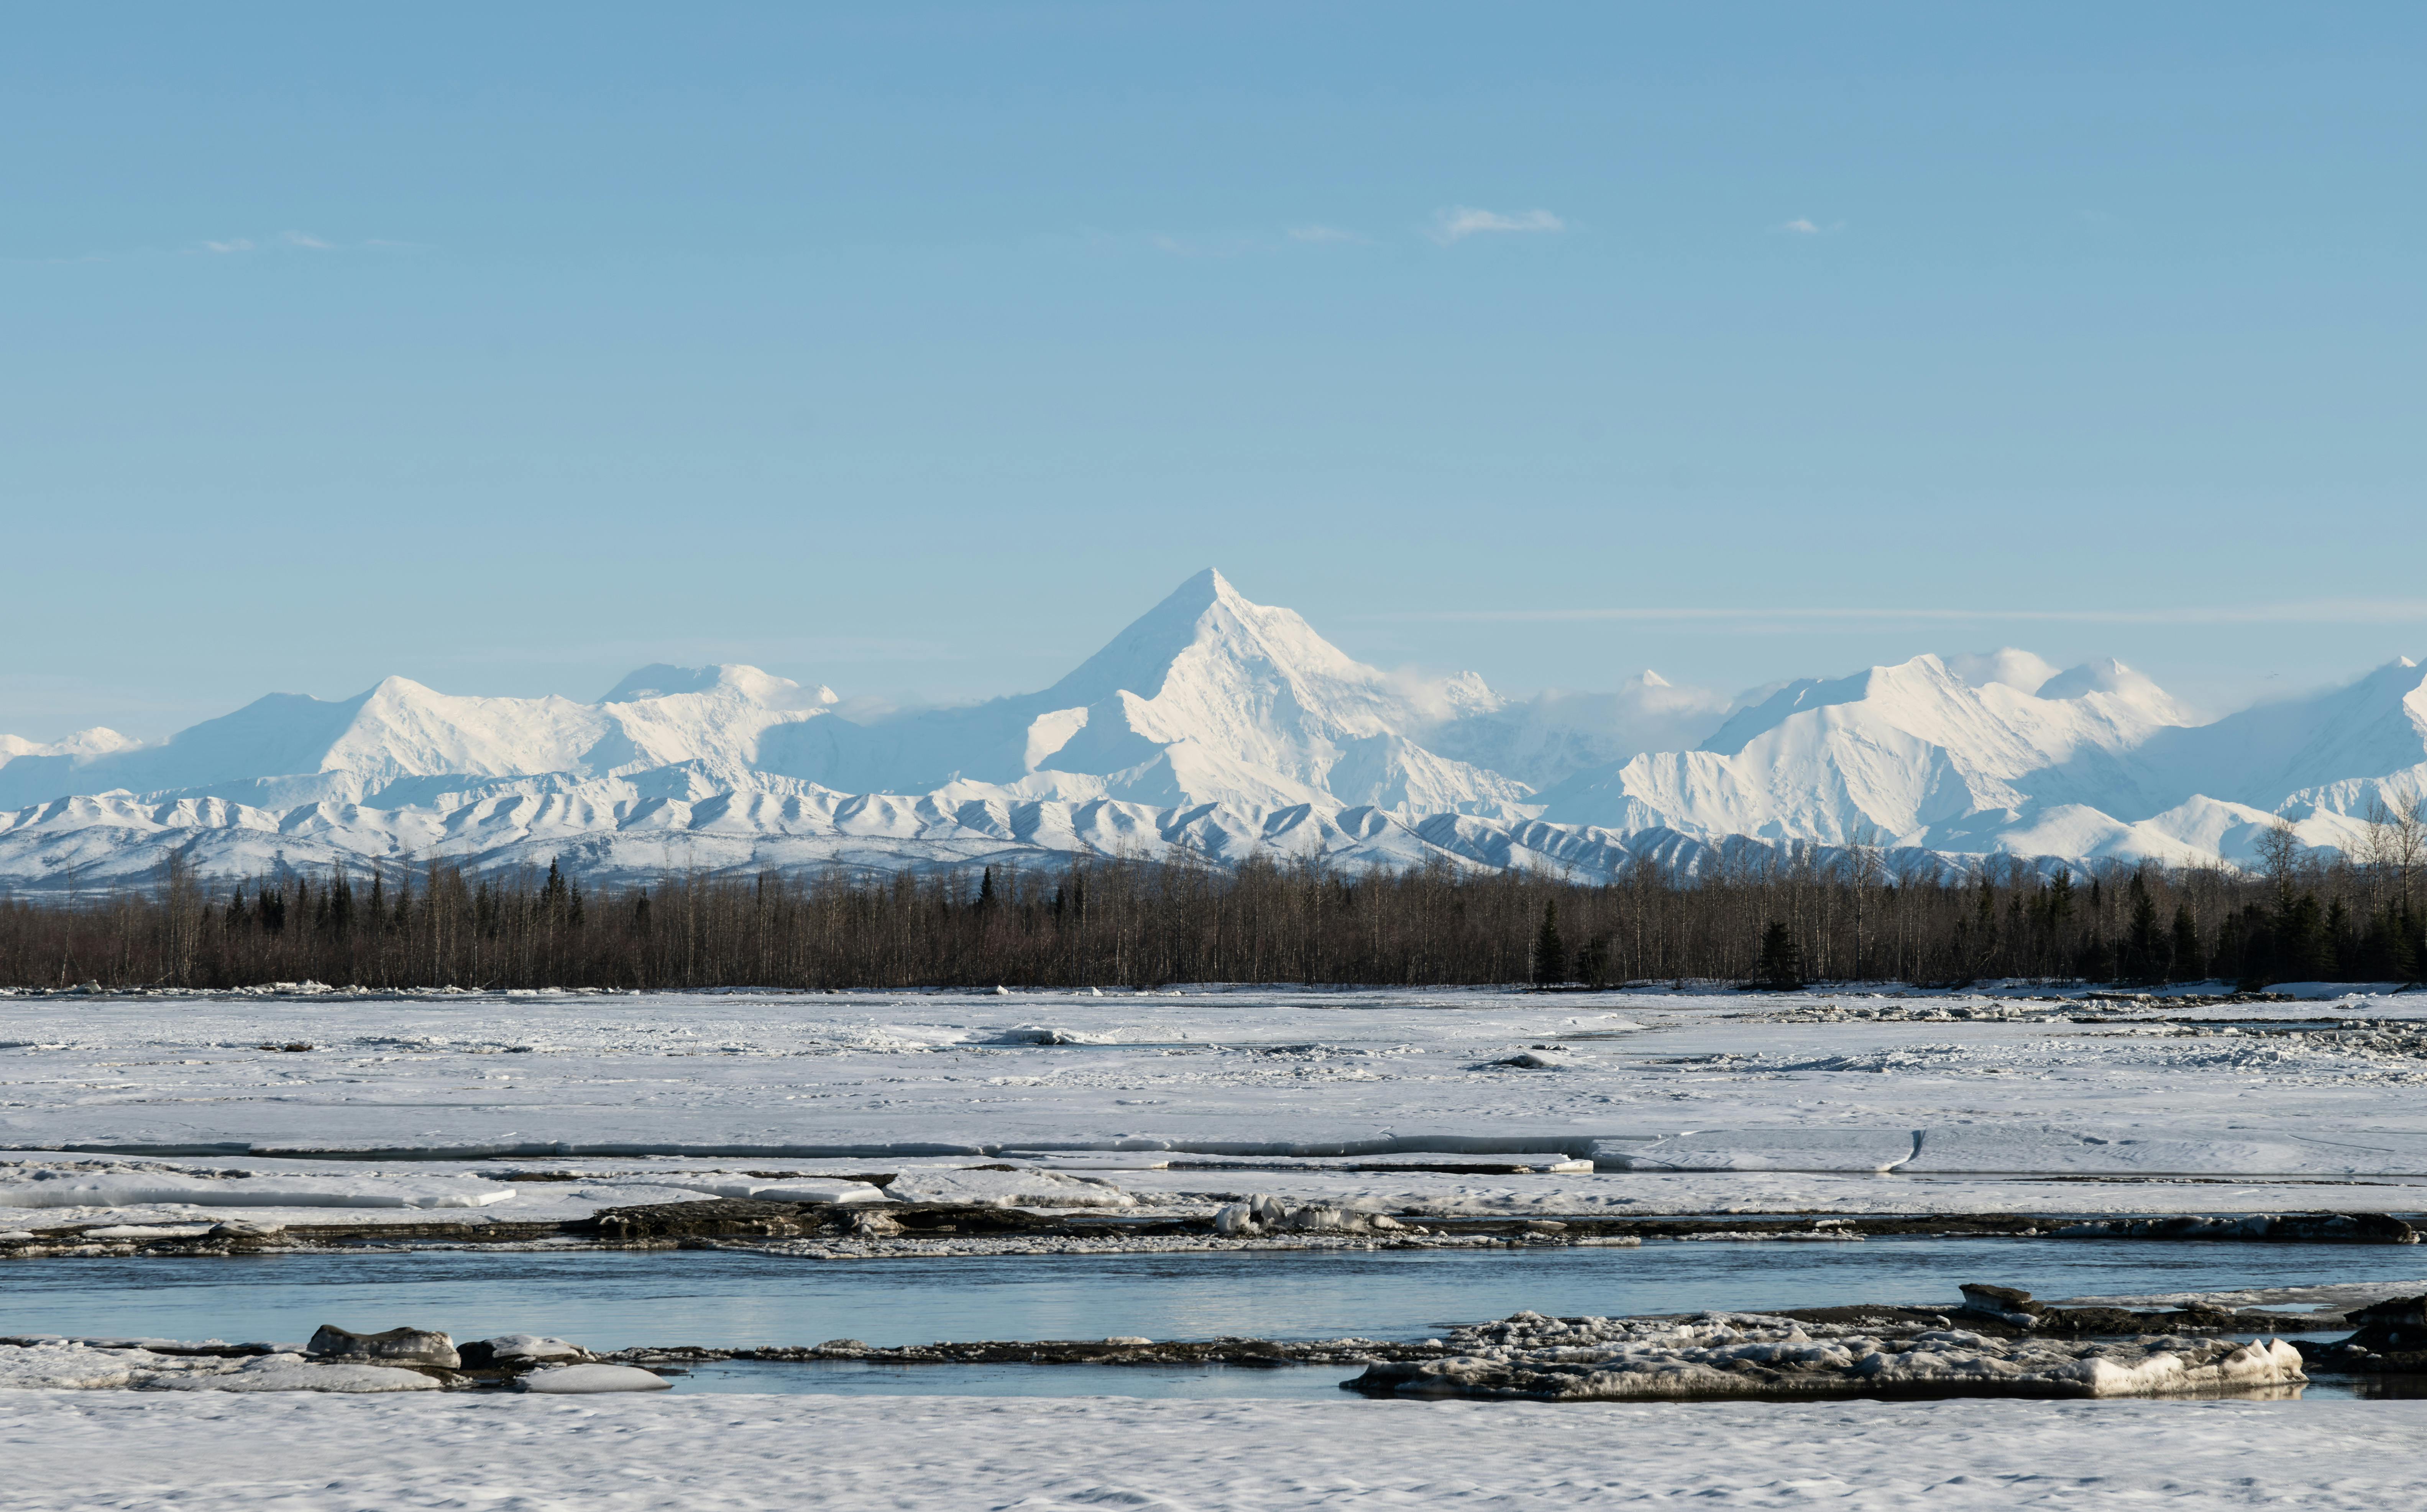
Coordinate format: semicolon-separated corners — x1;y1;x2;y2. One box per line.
8;987;2427;1233
4;1392;2425;1510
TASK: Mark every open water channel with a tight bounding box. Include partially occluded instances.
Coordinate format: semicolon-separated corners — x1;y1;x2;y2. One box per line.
10;1236;2424;1398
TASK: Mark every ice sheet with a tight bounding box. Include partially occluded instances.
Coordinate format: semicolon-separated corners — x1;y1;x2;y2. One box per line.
7;987;2427;1225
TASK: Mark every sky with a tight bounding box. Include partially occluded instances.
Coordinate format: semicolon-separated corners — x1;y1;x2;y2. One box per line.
4;2;2423;740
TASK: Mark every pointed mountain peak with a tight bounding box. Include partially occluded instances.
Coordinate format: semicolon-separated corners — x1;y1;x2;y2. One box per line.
1139;567;1245;624
1187;565;1241;601
365;674;440;702
1043;569;1306;705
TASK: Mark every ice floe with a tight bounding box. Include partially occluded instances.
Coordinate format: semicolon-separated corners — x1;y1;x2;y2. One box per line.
0;1164;516;1211
1346;1310;2309;1400
882;1168;1138;1208
0;1341;437;1393
514;1363;670;1393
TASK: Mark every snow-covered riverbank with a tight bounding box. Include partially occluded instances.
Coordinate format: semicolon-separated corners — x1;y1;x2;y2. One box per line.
6;1391;2425;1509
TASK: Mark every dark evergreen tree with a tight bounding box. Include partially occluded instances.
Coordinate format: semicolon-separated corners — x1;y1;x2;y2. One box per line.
2280;893;2329;982
1532;902;1567;986
1755;920;1803;990
2169;904;2202;982
1575;933;1611;987
2124;874;2161;982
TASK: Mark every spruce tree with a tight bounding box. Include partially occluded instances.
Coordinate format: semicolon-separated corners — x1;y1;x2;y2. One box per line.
1755;921;1803;990
1532;902;1567;986
2169;904;2202;982
2125;875;2160;983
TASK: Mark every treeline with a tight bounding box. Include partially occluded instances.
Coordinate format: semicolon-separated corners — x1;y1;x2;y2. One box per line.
2;812;2422;992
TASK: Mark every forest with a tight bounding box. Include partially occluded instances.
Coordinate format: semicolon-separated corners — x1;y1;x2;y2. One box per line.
2;806;2421;993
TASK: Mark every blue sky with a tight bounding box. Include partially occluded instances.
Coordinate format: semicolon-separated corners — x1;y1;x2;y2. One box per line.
5;2;2422;738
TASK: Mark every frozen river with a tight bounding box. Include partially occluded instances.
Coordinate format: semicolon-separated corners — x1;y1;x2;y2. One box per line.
13;1236;2422;1386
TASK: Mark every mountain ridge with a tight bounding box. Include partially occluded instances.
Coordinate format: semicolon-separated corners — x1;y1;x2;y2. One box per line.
3;572;2423;890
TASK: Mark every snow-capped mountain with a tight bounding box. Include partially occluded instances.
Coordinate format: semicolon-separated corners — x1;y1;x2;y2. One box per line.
0;727;138;762
753;569;1524;814
0;664;839;812
3;571;2424;890
1535;651;2198;851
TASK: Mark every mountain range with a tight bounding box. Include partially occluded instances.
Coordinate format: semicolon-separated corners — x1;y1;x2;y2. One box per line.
3;569;2423;891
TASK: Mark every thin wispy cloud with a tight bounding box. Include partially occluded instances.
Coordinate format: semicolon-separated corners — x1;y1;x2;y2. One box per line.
176;231;377;258
1774;217;1842;236
1430;206;1565;243
1357;601;2427;628
16;233;418;267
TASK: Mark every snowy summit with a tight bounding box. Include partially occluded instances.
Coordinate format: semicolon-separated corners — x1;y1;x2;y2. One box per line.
2;571;2423;889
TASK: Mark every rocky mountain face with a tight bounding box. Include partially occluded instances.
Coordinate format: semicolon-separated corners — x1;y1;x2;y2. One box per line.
3;571;2422;889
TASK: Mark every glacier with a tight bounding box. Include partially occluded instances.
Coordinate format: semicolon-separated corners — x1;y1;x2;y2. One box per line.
2;568;2423;890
